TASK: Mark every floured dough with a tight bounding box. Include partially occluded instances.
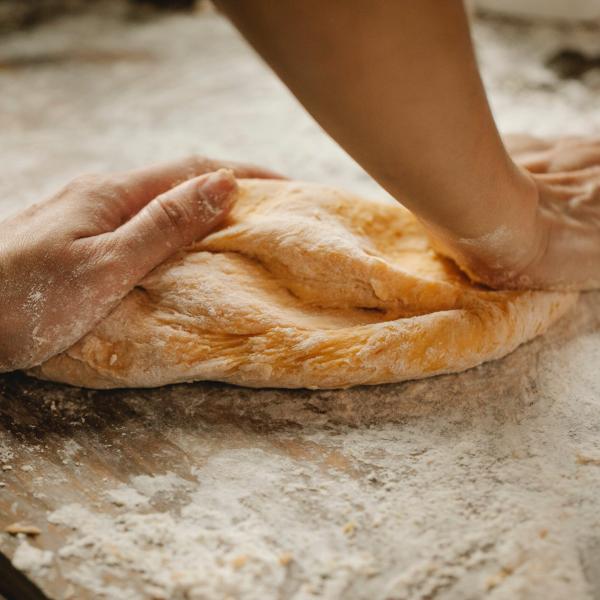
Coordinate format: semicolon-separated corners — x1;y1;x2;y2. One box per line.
31;180;578;389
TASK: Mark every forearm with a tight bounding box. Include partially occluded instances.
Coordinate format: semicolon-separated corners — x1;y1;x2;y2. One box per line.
217;0;537;241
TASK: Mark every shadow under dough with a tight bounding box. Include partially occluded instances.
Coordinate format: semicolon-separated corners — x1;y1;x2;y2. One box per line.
1;292;597;439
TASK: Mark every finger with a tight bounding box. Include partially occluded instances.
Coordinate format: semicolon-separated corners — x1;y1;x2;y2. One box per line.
108;168;238;280
113;156;285;219
195;158;286;181
504;135;553;174
537;166;600;186
514;152;552;174
546;148;600;173
62;157;283;231
552;135;600;148
503;133;551;156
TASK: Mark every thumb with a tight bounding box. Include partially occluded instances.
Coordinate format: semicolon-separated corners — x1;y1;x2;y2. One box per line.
113;168;237;276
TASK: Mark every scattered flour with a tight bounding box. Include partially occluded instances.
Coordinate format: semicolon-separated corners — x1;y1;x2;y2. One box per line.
0;437;15;464
12;540;54;576
1;7;600;600
130;471;189;497
106;486;148;509
58;439;83;466
47;450;381;600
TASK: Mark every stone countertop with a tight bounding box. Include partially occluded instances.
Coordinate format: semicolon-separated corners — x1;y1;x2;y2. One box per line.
0;9;599;600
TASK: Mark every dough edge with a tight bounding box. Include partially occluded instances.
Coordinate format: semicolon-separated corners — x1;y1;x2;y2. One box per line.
28;179;578;390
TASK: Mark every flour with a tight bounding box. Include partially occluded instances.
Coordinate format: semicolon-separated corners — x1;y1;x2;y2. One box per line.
452;223;535;286
106;486;148;509
1;6;600;600
11;540;54;576
47;450;380;600
59;439;83;464
43;406;599;600
459;225;514;257
129;471;189;497
0;438;15;464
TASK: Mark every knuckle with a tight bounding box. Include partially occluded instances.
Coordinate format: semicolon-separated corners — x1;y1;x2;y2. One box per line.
63;173;129;200
149;195;192;240
99;175;133;202
63;173;104;195
191;155;226;174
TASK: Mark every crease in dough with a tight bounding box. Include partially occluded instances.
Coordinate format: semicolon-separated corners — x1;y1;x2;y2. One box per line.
30;179;578;389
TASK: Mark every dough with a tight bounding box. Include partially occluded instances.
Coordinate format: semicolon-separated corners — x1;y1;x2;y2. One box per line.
31;180;578;389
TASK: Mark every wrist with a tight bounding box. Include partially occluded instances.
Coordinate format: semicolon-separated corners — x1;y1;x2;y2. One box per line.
424;167;545;287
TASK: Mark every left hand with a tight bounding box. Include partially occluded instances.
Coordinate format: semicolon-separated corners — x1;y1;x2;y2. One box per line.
0;156;282;372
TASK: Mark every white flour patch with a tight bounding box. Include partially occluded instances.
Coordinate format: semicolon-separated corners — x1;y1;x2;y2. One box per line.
0;438;15;464
12;540;54;576
130;471;189;497
58;439;83;465
106;486;149;509
47;449;382;599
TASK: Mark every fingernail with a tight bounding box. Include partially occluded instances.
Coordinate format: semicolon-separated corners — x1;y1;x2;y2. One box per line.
196;169;237;217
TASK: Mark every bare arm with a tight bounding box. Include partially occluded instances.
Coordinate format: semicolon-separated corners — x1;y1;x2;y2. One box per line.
217;0;600;290
217;2;537;251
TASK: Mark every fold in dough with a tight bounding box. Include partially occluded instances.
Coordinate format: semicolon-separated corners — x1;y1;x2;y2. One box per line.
31;180;578;389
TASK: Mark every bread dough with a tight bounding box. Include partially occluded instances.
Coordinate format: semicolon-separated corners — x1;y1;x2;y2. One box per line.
30;180;578;389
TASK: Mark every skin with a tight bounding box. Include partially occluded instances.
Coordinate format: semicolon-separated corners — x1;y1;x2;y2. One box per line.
2;0;600;371
0;158;282;372
217;0;600;290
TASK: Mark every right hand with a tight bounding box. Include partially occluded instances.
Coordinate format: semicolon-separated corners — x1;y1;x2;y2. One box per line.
431;136;600;291
503;135;600;291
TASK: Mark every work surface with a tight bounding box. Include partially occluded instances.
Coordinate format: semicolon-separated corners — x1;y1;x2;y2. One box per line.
1;8;600;600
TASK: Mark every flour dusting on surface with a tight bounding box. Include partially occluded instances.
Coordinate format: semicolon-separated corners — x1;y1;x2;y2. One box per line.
0;7;600;600
12;540;54;576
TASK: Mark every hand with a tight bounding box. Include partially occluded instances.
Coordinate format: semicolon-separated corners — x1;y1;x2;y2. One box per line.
504;134;600;174
430;135;600;291
0;157;282;372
